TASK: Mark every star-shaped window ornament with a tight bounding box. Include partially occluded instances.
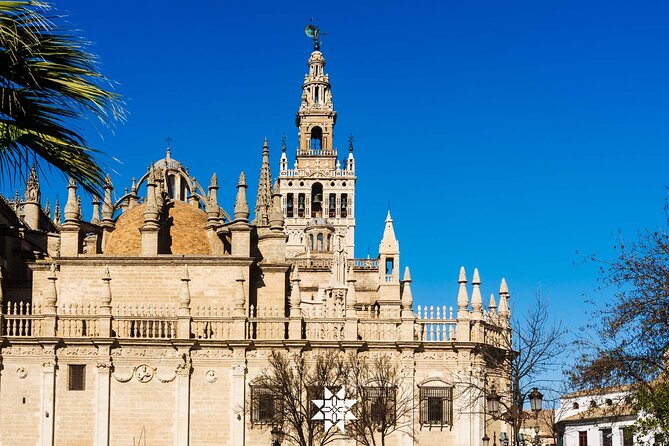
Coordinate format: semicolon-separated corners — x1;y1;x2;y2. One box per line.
311;387;356;432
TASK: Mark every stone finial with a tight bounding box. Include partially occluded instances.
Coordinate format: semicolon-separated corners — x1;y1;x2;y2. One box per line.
25;164;40;203
489;293;497;312
63;178;80;223
289;265;302;313
471;268;483;318
143;167;159;226
234;268;246;313
457;266;469;313
45;263;58;308
498;278;510;319
44;199;51;217
91;195;101;224
269;180;284;231
401;266;413;310
233;171;250;222
179;265;191;309
77;196;82;220
206;173;220;223
102;175;114;223
101;266;112;308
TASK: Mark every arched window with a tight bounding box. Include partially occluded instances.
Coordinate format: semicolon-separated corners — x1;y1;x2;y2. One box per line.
317;233;324;251
310;126;323;151
309;234;314;251
340;194;348;218
298;193;305;218
311;183;323;217
167;174;176;199
327;234;331;251
286;193;294;218
328;193;336;218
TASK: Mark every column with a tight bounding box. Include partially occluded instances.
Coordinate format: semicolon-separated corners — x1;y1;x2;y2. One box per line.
231;351;246;446
95;357;112;446
40;351;56;446
175;352;192;446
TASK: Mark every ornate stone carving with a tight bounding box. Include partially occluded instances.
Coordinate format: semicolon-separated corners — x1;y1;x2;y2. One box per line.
157;371;176;383
96;361;113;371
190;349;233;359
16;367;28;379
2;346;40;356
112;368;135;383
135;365;154;383
232;364;246;377
205;370;218;383
175;354;192;377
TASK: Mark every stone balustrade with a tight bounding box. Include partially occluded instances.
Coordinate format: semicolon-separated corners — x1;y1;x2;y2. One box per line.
0;299;509;345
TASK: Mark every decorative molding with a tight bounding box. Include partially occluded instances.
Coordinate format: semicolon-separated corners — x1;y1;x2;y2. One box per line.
135;364;154;383
16;367;28;379
205;370;218;383
112;367;135;383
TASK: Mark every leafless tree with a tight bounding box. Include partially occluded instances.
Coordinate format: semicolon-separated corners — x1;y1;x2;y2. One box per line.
249;350;348;446
462;293;567;445
345;354;417;446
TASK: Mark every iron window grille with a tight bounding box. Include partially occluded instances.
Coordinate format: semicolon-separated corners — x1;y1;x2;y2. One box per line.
251;385;281;425
363;386;397;425
419;386;453;425
68;365;86;391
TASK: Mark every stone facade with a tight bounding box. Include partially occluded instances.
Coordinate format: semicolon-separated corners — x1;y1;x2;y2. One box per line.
0;42;513;446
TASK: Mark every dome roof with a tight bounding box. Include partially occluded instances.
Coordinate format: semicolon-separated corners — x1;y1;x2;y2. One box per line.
105;201;210;255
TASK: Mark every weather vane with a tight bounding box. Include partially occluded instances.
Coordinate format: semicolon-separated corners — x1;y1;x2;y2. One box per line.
304;18;324;51
165;136;173;148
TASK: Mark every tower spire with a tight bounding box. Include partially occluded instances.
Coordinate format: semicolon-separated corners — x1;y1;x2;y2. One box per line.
254;138;272;226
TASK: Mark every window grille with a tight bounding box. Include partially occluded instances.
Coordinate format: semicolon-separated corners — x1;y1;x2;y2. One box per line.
419;386;452;425
363;386;396;424
68;365;86;391
251;386;281;424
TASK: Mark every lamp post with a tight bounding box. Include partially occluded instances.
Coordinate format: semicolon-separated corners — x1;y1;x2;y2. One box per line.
270;425;284;446
486;386;543;446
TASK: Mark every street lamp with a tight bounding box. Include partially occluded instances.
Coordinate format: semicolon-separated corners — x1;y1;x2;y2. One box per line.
270;425;284;446
528;388;543;414
483;434;491;446
487;387;502;415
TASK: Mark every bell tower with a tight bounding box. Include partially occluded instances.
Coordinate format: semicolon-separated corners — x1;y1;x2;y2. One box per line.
278;25;356;260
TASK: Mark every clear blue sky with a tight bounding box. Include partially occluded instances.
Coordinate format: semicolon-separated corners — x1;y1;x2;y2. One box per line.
29;1;669;353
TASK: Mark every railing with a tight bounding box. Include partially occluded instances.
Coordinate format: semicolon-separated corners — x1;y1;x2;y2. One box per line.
483;322;506;348
112;304;177;339
3;302;42;337
303;319;345;340
359;321;399;341
192;305;233;340
280;168;355;177
59;303;99;337
415;305;457;342
353;259;379;269
292;258;333;270
247;305;287;340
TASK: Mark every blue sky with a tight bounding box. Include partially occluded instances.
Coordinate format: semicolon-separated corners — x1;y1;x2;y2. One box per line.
28;1;669;359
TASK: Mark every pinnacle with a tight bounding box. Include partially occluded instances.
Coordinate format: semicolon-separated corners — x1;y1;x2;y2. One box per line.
238;171;246;186
500;278;509;294
472;268;481;285
458;266;467;283
403;266;411;282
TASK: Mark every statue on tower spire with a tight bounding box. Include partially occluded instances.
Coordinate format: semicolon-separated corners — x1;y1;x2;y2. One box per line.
304;19;322;51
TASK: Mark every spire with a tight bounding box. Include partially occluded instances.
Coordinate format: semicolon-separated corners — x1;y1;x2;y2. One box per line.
379;211;399;254
44;199;50;217
471;268;483;319
254;138;272;226
53;197;61;226
234;171;250;222
24;164;40;203
280;133;288;171
128;177;139;209
269;180;284;231
457;266;469;314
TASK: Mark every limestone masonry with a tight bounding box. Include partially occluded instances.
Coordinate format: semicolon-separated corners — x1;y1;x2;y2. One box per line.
0;40;512;445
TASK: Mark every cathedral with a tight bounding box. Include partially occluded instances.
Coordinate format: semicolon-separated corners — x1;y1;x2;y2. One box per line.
0;36;512;446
